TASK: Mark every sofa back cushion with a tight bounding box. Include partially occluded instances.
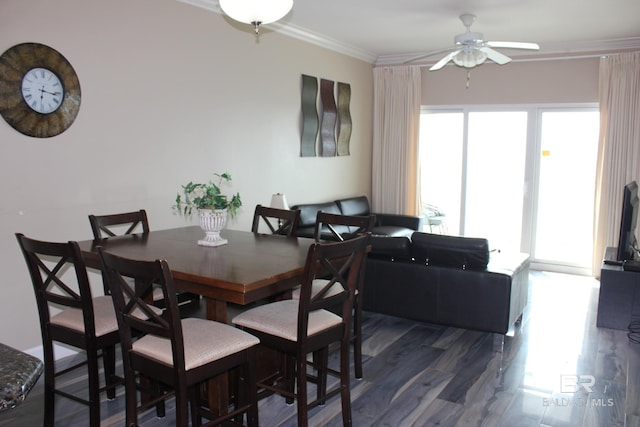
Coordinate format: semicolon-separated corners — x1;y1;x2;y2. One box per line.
410;232;490;269
369;236;411;260
294;202;341;227
335;196;370;216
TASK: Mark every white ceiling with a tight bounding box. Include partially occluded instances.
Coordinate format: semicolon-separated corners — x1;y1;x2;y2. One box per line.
180;0;640;65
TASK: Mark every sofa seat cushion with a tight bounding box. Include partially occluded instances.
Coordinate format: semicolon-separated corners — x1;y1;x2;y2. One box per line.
372;225;414;238
411;232;489;269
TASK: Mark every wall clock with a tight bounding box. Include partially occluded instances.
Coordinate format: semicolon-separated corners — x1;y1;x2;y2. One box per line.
0;43;81;138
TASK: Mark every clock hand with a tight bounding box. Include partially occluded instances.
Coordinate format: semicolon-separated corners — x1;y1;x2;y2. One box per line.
38;87;61;96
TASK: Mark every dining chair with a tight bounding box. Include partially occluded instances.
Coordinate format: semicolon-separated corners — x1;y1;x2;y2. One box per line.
308;211;375;379
98;248;260;427
88;209;200;309
251;204;301;237
15;233;123;427
232;234;370;427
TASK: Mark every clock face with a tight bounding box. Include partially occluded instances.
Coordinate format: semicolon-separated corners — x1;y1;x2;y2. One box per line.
21;68;65;114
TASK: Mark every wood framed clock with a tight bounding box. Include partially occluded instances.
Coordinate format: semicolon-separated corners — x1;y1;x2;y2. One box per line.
0;43;81;138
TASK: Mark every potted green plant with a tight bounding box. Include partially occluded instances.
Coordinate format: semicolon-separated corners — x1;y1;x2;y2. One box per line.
174;172;242;246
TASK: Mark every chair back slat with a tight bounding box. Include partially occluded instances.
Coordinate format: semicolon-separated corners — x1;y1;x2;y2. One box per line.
98;248;186;369
313;211;375;242
251;205;301;237
89;210;149;240
16;233;97;336
297;234;370;337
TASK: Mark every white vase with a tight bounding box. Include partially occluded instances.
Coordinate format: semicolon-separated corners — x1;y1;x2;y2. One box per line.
197;208;228;246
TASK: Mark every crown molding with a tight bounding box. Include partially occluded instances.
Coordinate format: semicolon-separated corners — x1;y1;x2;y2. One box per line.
376;37;640;66
177;0;377;63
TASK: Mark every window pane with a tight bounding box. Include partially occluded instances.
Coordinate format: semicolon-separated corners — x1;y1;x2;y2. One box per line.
419;112;463;235
465;112;528;253
534;110;599;267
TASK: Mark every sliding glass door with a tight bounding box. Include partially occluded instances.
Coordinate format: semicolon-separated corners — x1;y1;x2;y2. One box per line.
419;105;599;273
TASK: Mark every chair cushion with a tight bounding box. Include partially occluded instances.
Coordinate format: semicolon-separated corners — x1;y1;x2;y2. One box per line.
410;232;490;269
232;300;341;341
50;295;119;337
132;318;259;371
50;295;162;337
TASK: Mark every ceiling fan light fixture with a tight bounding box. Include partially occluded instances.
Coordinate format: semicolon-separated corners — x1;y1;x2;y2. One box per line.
219;0;293;33
452;48;487;68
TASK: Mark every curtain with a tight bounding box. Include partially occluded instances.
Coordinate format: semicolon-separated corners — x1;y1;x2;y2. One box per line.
592;52;640;276
371;65;422;215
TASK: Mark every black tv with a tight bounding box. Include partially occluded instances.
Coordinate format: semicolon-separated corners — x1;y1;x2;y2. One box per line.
616;181;639;262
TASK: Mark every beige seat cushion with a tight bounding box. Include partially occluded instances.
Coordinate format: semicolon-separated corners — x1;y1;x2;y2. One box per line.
132;318;259;371
50;295;162;337
50;295;119;337
232;300;341;342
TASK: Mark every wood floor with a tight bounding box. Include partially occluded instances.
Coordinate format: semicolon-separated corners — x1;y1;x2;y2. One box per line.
1;270;639;426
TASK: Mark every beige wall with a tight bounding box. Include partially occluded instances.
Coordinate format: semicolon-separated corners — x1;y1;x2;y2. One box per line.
422;57;599;105
0;0;374;352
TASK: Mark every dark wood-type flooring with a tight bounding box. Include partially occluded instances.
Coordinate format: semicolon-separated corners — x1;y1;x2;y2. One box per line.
1;270;639;426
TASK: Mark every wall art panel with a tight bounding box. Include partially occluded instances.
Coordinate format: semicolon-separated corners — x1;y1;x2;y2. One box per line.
336;82;352;156
319;78;337;157
300;74;319;157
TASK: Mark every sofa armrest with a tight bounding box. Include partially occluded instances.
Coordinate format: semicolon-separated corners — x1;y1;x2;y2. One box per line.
373;213;423;231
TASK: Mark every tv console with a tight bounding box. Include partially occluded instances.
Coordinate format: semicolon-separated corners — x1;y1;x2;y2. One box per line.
597;247;640;331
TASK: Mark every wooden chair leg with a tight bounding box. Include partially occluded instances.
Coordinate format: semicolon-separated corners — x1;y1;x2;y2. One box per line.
103;346;117;400
296;354;309;427
314;348;329;405
87;351;101;427
340;340;353;427
124;370;138;427
188;386;201;427
285;354;295;405
354;298;364;379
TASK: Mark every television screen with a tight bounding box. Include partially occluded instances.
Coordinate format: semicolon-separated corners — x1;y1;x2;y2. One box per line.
616;181;639;262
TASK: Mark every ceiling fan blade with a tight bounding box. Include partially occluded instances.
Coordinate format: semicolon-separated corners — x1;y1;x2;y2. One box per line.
429;50;460;71
486;41;540;50
403;48;457;64
480;47;512;65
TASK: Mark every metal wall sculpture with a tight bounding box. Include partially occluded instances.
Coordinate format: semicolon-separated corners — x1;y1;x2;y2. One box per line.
319;79;337;157
300;75;351;157
336;82;352;156
300;74;319;157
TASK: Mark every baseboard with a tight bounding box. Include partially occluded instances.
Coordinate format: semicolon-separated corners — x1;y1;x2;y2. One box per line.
24;343;79;362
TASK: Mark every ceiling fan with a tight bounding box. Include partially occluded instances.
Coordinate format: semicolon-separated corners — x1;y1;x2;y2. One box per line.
408;14;540;71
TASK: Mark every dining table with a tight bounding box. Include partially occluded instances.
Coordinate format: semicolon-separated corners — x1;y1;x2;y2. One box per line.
77;225;315;414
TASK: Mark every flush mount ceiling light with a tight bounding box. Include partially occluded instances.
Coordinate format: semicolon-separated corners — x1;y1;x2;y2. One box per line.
219;0;293;34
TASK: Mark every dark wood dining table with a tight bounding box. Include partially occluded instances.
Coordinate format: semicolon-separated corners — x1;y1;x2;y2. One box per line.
77;226;314;413
78;226;314;323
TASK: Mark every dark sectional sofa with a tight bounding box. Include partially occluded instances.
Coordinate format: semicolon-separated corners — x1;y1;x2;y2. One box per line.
290;195;530;335
363;232;530;335
290;196;423;240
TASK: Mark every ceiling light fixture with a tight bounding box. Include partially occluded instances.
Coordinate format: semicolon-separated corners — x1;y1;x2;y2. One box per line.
219;0;293;35
452;46;487;68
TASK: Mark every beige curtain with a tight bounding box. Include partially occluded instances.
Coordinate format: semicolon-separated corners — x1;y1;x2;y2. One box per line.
371;65;422;215
592;52;640;276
